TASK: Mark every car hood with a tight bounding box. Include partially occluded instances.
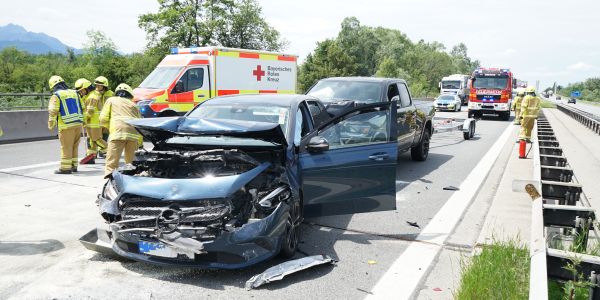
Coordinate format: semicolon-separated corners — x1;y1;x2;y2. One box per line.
436;99;458;103
128;117;288;147
112;162;271;200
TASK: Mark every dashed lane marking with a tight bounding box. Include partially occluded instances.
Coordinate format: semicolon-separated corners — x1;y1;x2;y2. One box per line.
366;122;514;300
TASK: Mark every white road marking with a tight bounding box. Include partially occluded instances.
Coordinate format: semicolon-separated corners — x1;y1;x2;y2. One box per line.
367;123;514;300
0;161;58;173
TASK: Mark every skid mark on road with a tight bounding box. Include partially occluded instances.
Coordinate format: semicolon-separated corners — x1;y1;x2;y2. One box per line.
366;122;514;300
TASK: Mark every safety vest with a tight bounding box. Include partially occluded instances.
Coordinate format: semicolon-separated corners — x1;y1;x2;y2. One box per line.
86;90;114;128
521;95;541;118
55;89;84;129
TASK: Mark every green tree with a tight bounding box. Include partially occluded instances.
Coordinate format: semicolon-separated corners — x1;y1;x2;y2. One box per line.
139;0;285;53
298;39;358;92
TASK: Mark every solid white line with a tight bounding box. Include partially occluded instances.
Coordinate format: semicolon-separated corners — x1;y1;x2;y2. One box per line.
366;122;515;300
0;161;57;173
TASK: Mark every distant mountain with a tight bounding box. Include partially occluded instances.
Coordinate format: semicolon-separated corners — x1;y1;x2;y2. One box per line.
0;23;82;54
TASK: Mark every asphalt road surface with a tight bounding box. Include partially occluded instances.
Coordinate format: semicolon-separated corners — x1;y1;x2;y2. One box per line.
0;109;512;299
551;96;600;117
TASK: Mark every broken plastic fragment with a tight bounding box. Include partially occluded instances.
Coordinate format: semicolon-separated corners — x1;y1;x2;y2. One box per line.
245;254;335;290
367;260;377;265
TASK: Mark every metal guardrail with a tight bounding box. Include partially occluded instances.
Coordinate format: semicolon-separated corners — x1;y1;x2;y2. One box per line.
529;112;600;299
557;103;600;135
0;93;51;111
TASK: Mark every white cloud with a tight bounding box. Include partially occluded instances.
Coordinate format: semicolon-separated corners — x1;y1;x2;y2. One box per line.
503;48;517;56
567;62;594;71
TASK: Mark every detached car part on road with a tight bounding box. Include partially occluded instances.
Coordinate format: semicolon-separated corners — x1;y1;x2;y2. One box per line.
83;94;400;269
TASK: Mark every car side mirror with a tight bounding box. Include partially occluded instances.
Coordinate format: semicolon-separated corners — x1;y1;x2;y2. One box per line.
174;80;184;93
390;95;400;102
307;136;329;153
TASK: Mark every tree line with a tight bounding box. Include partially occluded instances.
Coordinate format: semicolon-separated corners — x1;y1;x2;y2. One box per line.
558;78;600;102
0;0;480;99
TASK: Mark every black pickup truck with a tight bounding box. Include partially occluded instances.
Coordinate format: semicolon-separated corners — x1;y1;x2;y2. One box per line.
307;77;436;161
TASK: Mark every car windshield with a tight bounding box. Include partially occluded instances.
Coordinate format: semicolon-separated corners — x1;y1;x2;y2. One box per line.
188;103;290;139
442;81;461;89
438;95;455;100
307;81;382;103
138;67;183;89
473;77;509;89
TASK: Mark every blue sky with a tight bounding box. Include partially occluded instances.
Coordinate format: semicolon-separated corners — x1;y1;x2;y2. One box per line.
1;0;598;89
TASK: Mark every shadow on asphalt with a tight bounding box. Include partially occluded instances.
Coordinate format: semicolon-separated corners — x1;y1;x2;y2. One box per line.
94;238;335;291
0;239;64;255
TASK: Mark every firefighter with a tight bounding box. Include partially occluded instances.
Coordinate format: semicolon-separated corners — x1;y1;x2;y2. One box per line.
511;88;525;125
84;76;114;160
100;83;142;176
47;75;85;174
519;86;542;142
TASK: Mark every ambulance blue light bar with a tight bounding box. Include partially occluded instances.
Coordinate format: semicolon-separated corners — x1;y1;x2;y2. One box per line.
170;47;206;55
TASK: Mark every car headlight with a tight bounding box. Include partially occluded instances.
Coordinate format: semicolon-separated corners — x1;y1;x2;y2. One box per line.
103;180;119;200
136;99;155;107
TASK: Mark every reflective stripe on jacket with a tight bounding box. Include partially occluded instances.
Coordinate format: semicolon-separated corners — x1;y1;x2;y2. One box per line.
48;89;84;130
100;96;142;142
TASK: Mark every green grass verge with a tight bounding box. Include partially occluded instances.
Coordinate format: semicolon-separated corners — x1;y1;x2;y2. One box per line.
541;99;557;108
549;280;589;300
455;239;529;300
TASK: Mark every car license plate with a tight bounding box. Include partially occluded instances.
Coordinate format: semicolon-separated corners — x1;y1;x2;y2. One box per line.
138;241;194;259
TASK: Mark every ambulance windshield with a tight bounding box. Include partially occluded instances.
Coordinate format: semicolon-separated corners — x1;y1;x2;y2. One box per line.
139;67;183;89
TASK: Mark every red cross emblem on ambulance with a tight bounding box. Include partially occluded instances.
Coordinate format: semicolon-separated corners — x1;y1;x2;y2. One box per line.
253;65;265;81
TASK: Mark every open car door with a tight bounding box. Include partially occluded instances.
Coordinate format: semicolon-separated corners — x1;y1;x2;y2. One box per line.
300;101;398;217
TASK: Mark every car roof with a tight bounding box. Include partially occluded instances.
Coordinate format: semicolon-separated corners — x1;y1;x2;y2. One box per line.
203;94;319;107
319;76;408;85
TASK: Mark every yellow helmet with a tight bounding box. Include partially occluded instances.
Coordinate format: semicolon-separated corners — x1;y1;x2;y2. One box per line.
526;86;536;93
516;88;525;96
94;76;109;87
74;78;92;91
115;83;134;96
48;75;65;89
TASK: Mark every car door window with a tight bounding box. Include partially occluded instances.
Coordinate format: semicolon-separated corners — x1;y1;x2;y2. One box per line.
173;68;204;94
294;104;311;146
398;83;412;107
320;110;388;149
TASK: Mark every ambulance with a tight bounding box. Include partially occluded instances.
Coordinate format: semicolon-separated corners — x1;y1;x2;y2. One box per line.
134;46;298;117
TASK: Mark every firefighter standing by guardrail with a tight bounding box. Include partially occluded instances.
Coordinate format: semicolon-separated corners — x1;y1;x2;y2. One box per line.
512;88;525;125
519;86;542;142
47;75;86;174
83;76;113;162
99;83;142;176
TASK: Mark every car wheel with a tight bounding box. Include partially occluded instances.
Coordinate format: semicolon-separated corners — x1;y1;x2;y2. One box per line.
279;216;299;258
411;130;430;161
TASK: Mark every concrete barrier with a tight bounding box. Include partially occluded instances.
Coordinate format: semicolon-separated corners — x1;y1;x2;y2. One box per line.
0;110;58;144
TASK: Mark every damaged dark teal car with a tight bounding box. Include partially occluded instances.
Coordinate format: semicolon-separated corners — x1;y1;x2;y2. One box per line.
82;94;398;269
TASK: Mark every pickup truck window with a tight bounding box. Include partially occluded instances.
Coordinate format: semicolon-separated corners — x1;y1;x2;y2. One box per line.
387;84;400;101
398;83;412;107
307;81;382;104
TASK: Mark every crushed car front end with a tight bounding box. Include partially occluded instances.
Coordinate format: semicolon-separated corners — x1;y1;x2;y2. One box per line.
92;117;300;269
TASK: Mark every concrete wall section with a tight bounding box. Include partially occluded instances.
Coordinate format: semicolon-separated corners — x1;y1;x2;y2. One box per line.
0;110;57;143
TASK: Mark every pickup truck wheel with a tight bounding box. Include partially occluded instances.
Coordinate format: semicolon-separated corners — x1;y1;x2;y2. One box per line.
411;130;430;161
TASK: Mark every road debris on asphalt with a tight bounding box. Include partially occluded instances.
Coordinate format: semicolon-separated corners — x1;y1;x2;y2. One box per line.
443;185;460;191
406;221;420;228
245;254;335;290
367;260;377;265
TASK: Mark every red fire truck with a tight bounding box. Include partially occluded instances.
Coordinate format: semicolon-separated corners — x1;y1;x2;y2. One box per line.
467;68;513;121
